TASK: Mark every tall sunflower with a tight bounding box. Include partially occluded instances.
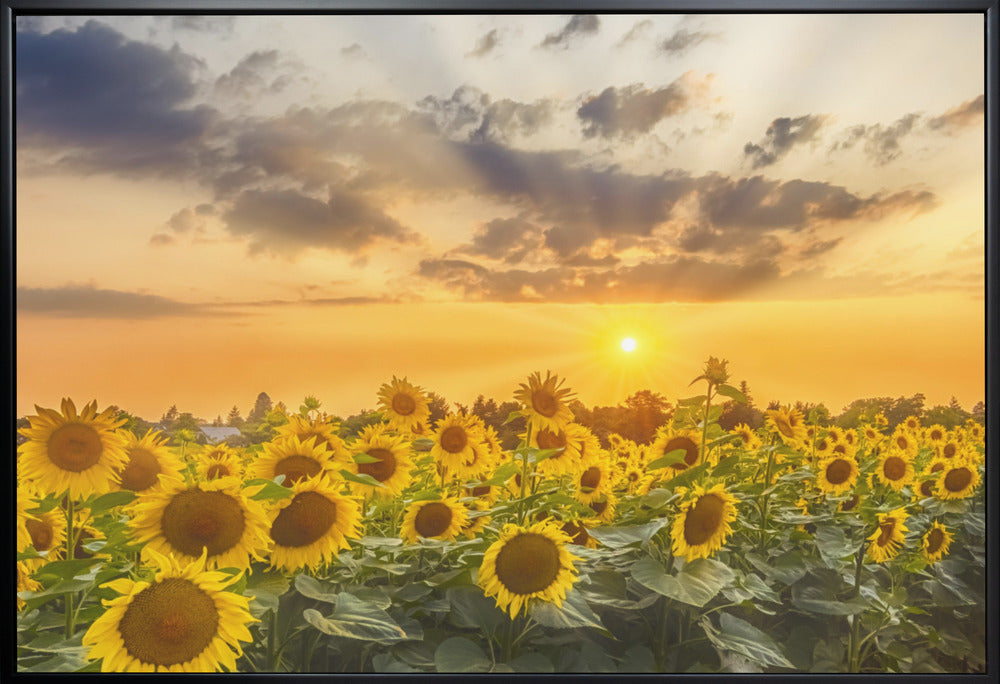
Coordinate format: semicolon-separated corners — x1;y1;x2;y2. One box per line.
478;520;579;618
671;483;738;561
431;414;485;476
866;508;908;563
117;429;185;494
514;371;575;433
530;423;584;478
251;436;337;487
82;548;256;672
129;476;270;571
17;398;129;499
347;425;413;499
573;460;611;504
376;376;431;433
273;415;351;465
649;427;702;472
816;455;859;495
921;521;952;564
23;508;68;572
934;460;980;500
401;497;468;544
196;449;244;482
765;406;807;447
267;474;361;572
874;450;915;492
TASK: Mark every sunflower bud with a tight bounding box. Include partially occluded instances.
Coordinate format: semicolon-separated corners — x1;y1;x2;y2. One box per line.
703;356;730;385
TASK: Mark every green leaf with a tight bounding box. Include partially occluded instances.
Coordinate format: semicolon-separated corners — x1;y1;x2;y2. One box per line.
31;559;102;580
446;586;505;637
352;453;381;464
585;518;668;548
294;573;339;603
646;449;687;470
791;584;868;615
745;551;808;586
434;636;492;673
510;652;555;673
661;462;710;490
411;438;434;451
246;570;289;613
813;524;861;566
528;447;563;464
479;461;520;487
711;454;741;478
303;593;408;643
715;384;748;404
630;556;734;607
678;394;708;406
502;410;523;425
243;477;294;501
701;612;794;669
339;469;386;488
87;490;136;514
529;589;608;632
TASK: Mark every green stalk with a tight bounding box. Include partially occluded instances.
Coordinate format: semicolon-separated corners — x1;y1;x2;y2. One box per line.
700;384;714;465
758;446;777;552
517;423;533;526
266;607;279;671
847;541;868;672
64;495;76;639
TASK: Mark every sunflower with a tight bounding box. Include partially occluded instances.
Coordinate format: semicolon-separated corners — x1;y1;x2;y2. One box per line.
573;459;611;504
401;497;468;544
450;440;496;482
529;424;584;478
431;414;485;475
462;480;501;508
576;427;604;466
902;415;921;432
82;548;255;672
934;460;980;500
671;483;738;561
824;426;843;444
731;423;761;451
267;474;361;571
376;376;431;433
23;508;68;572
117;430;185;493
921;521;952;564
924;424;947;447
196;449;244;482
916;460;946;499
838;493;861;513
200;443;241;463
17;561;41;611
560;519;599;548
72;517;109;561
274;415;351;465
765;406;807;447
461;501;492;540
860;424;883;446
813;436;835;460
514;371;575;433
620;462;648;494
16;486;35;552
828;440;857;463
866;508;908;563
478;520;580;619
964;421;984;443
587;492;618;524
842;429;858;448
649;427;702;473
347;425;413;499
888;429;918;458
874;450;915;492
938;436;962;460
129;476;269;571
17;398;129;499
250;436;337;487
874;412;888;428
816;455;859;495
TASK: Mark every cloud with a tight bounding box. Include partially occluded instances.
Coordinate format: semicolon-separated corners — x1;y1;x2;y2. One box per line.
927;94;984;132
169;16;236;33
658;27;718;56
17;285;225;318
222;187;419;258
215;49;284;97
341;43;367;59
800;238;843;259
616;19;653;48
743;114;830;169
829;112;921;166
457;217;545;263
16;20;216;175
467;28;502;57
577;73;713;139
539;15;599;49
419;85;554;142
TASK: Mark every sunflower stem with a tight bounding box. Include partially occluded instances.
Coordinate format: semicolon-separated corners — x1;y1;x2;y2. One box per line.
517;424;533;526
266;607;279;672
847;541;868;673
757;446;777;552
64;495;76;639
700;384;714;466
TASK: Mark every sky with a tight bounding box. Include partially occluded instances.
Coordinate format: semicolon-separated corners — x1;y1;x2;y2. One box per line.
15;13;986;422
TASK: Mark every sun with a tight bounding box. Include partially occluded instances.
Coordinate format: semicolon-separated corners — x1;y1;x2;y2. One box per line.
621;337;637;352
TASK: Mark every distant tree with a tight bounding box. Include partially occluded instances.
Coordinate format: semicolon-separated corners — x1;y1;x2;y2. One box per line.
426;392;449;426
834;397;895;429
719;402;764;431
274;401;288;416
160;404;179;428
923;398;971;430
212;415;223;427
470;395;523;450
886;393;925;430
248;392;273;423
972;401;985;424
337;409;383;439
226;405;243;427
623;390;671;443
738;380;754;408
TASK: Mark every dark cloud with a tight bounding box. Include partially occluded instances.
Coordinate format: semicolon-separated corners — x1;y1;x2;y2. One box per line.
743;114;830;169
223;187;419;258
539;15;599;49
800;238;843;259
467;28;501;58
169;16;236;33
341;43;366;59
165;206;209;233
458;217;545;264
829;113;921;166
658;27;718;56
418;86;553;143
927;94;984;132
215;49;282;97
16;20;216;175
17;285;224;318
616;19;653;48
577;74;712;139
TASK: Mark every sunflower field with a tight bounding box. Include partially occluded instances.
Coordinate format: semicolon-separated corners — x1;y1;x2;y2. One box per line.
15;359;986;673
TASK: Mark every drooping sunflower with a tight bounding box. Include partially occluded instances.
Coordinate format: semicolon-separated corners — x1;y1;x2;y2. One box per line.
529;424;584;478
731;423;761;451
921;521;952;564
514;371;576;433
934;460;980;500
82;548;256;672
17;561;41;611
196;449;244;482
874;450;915;492
274;415;351;465
129;476;270;571
22;508;68;572
866;508;908;563
671;483;738;561
117;429;185;494
478;520;580;619
916;459;946;499
250;436;338;487
649;427;702;473
587;492;618;525
765;406;807;447
347;425;413;499
560;519;599;549
267;474;361;572
401;497;468;544
376;376;431;433
576;427;604;466
573;459;611;504
17;398;129;499
431;413;485;475
816;455;859;495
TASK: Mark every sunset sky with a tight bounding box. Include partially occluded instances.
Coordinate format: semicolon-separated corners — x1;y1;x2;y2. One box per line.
15;13;985;421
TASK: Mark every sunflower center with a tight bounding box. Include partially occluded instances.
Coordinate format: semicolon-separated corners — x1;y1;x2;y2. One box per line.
665;437;699;467
926;528;945;554
25;518;54;551
683;494;726;546
274;455;322;485
205;463;230;480
494;532;562;596
841;495;859;512
74;530;96;559
118;578;219;667
929;429;943;441
536;429;566;451
930;462;945;473
358;448;397;482
160;489;246;558
270;491;337;547
531;390;558;418
919;480;935;497
943;443;957;458
471;485;492;497
943;467;972;492
561;522;590;546
883;456;907;480
117;448;163;492
579;467;602;490
391;393;417;416
440;426;468;454
816;439;829;451
414;502;454;538
825;458;853;485
775;418;795;438
832;444;847;455
590;499;609;515
47;423;103;472
877;518;897;547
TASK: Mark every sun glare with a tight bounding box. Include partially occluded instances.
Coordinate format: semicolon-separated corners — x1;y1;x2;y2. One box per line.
621;337;637;353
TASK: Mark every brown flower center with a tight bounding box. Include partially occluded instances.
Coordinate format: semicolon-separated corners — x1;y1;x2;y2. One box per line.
925;527;945;554
877;518;897;547
561;522;590;546
589;499;609;515
358;448;397;482
665;436;699;467
205;463;231;480
896;436;909;450
825;458;853;485
919;480;935;497
270;491;337;547
943;443;957;458
531;390;558;418
440;426;468;454
391;393;416;416
118;448;163;492
929;429;943;441
882;456;907;481
775;417;795;438
414;502;454;538
841;495;860;512
25;518;54;551
274;454;322;485
579;466;602;490
943;467;972;493
74;530;96;559
536;428;566;451
494;532;561;595
118;578;219;667
816;439;829;451
160;489;246;558
470;485;492;497
47;423;103;472
683;493;726;546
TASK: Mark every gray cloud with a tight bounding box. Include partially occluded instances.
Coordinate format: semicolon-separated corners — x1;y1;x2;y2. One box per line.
215;49;283;97
830;112;921;166
467;28;501;57
927;94;984;132
800;238;843;259
169;16;236;33
743;114;830;169
577;74;712;139
616;19;653;48
539;15;599;49
341;43;366;59
17;285;224;318
658;27;718;56
419;85;554;143
457;217;545;264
